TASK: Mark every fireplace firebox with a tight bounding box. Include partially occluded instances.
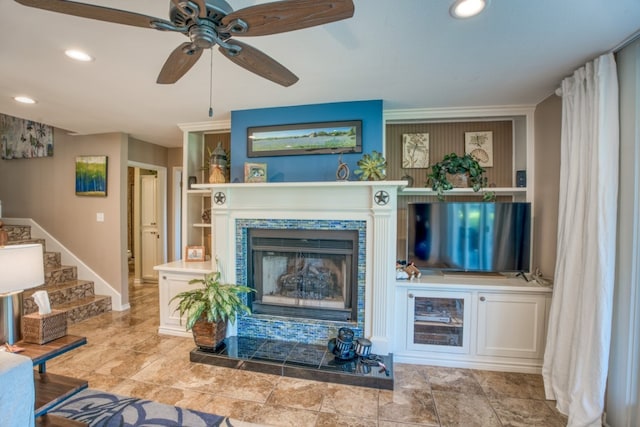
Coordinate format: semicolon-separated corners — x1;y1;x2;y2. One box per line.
247;229;359;321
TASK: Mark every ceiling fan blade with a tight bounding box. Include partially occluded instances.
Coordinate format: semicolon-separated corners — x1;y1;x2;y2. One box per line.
14;0;166;29
218;40;298;87
157;43;204;84
220;0;354;37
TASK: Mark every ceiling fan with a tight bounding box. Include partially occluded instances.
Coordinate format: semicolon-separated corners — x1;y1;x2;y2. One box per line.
14;0;355;86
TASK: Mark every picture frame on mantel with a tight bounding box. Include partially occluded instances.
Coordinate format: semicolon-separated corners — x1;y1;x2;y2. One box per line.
247;120;362;157
185;246;205;262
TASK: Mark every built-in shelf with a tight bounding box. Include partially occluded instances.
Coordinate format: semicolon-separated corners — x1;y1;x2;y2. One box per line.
399;187;527;197
193;223;212;228
187;189;210;195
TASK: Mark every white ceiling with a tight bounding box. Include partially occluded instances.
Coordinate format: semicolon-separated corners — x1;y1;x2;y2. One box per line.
1;0;639;148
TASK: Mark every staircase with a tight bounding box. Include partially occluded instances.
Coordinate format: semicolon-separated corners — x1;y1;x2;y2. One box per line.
5;224;112;323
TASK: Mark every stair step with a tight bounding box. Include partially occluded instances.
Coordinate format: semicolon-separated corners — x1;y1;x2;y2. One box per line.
3;224;32;241
44;251;61;269
55;295;112;324
45;265;77;285
24;280;96;314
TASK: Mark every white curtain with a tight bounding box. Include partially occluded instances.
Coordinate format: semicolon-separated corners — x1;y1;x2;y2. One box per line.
542;53;619;426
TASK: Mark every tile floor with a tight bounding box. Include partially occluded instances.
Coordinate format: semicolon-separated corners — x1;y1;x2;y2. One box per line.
47;280;569;426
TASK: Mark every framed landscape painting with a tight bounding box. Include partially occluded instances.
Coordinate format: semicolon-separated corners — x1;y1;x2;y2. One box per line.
75;155;108;197
247;120;362;157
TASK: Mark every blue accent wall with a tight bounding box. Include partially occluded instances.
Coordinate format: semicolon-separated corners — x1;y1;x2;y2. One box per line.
230;100;383;182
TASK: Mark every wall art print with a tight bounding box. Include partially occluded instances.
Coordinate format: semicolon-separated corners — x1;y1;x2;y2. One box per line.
247;120;362;157
0;113;54;160
402;133;429;168
465;131;493;167
76;155;108;197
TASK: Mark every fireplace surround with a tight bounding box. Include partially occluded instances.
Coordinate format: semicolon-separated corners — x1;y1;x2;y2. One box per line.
247;228;359;322
198;181;404;354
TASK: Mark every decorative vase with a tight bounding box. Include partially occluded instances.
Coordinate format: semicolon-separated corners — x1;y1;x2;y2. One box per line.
191;318;227;351
208;142;227;184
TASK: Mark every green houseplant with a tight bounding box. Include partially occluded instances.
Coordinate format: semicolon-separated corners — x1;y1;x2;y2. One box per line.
170;270;254;350
354;150;387;181
427;152;494;201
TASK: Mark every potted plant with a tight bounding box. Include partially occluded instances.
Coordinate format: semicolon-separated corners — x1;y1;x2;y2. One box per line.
427;152;494;201
354;150;387;181
170;270;254;350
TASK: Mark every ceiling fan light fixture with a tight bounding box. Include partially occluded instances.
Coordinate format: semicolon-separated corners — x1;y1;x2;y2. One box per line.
450;0;489;19
65;49;94;62
14;96;37;104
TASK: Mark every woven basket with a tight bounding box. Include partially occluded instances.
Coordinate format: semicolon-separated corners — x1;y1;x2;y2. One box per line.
446;172;470;188
22;309;67;344
192;319;227;351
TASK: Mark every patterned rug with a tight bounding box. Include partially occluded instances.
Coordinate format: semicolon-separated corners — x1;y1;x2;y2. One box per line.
48;388;245;427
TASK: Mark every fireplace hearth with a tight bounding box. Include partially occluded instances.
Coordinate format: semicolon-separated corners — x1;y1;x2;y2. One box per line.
248;228;359;322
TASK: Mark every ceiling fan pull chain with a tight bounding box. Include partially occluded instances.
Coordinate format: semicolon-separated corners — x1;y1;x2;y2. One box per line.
209;48;214;118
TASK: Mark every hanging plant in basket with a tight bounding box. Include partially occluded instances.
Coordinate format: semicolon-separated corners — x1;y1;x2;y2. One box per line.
427;152;495;201
170;269;254;351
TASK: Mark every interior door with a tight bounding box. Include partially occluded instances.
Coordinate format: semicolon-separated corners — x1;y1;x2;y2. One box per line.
141;174;159;281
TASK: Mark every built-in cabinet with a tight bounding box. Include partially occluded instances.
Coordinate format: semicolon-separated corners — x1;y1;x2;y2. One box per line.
395;278;552;373
154;260;215;337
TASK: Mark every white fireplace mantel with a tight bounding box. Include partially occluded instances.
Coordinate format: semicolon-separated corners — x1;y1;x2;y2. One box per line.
193;181;406;354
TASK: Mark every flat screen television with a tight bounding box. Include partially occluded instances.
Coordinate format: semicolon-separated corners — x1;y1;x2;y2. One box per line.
408;202;531;273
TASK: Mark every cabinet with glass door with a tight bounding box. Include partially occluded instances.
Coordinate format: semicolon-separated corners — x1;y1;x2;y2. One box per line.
407;289;471;354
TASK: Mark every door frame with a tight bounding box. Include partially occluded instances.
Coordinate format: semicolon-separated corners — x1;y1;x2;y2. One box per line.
128;161;167;283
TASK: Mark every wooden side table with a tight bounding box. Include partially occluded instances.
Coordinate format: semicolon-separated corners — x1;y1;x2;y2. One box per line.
16;335;88;425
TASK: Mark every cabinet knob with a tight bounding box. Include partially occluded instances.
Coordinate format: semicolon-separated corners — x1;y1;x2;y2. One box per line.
162;276;167;280
480;296;486;302
408;293;414;299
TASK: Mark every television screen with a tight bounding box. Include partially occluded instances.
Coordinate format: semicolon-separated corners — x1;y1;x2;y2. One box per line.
408;202;531;273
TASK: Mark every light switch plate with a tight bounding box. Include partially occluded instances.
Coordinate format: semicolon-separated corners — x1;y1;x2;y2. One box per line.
96;212;104;222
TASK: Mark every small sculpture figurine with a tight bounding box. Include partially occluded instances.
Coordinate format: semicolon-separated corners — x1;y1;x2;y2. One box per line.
396;260;421;279
336;153;350;181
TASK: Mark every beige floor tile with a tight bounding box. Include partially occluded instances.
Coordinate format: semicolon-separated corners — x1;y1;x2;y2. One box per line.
266;376;328;411
243;404;319;426
472;370;546;400
490;397;567;427
432;390;500;427
316;412;378;427
320;383;379;419
424;366;485;395
378;388;439;426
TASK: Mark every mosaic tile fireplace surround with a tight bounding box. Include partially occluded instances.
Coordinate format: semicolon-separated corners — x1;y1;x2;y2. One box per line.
199;181;404;355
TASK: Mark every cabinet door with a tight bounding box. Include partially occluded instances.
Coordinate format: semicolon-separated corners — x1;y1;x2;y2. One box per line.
159;273;204;330
477;292;547;359
407;290;471;354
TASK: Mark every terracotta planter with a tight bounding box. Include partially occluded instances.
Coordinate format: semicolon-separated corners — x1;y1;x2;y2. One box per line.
191;318;227;351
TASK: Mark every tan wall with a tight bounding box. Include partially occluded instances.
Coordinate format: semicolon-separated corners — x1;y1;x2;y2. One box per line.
533;94;562;277
129;137;168;166
0;130;128;300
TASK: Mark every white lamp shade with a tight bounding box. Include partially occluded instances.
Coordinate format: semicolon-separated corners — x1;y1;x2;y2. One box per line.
0;244;45;294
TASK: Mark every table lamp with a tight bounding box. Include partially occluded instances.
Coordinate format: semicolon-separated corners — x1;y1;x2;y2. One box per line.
0;243;45;345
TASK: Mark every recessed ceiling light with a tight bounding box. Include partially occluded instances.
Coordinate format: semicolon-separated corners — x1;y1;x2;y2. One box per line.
65;49;94;62
450;0;489;19
14;96;37;104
